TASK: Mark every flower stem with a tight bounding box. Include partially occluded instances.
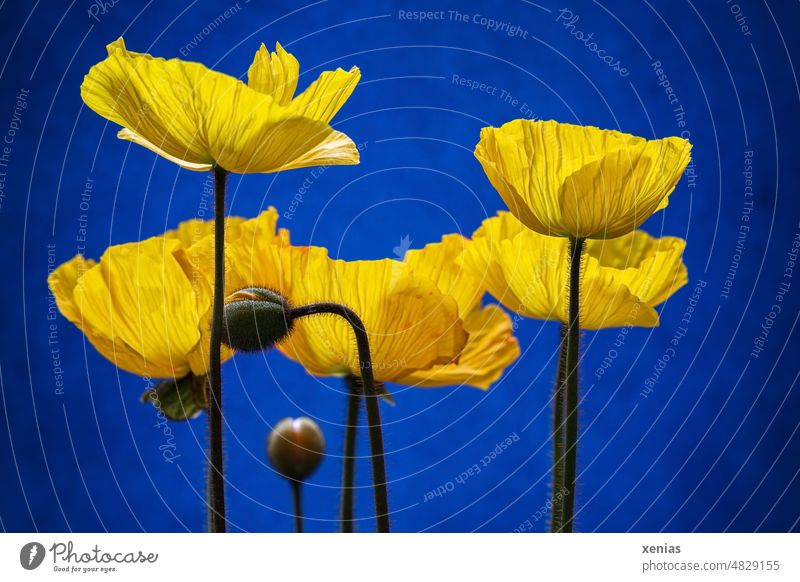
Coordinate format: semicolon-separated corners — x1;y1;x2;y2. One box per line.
550;324;568;532
207;166;228;533
340;376;361;532
560;236;585;533
290;303;390;532
291;480;304;533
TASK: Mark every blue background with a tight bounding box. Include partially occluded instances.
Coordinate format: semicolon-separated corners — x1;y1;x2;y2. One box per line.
1;0;798;532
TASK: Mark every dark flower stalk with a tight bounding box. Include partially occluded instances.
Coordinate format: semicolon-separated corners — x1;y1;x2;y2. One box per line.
222;291;391;532
207;166;228;533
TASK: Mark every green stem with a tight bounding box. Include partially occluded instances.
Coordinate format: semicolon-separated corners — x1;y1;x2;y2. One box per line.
290;303;390;532
207;166;227;533
291;480;304;533
340;376;361;532
561;236;585;533
550;324;568;532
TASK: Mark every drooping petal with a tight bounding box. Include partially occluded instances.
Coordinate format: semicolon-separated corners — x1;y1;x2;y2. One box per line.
247;42;299;104
70;237;203;378
579;265;661;329
398;304;520;389
464;212;687;330
49;254;151;375
586;232;688;306
208;116;360;174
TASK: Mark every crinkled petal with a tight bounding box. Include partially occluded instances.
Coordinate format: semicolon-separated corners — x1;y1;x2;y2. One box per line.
117;128;213;172
461;212;528;311
474;119;691;238
209;116;360;174
247;42;299;104
224;240;468;382
398;304;520;389
81;38;217;167
71;237;202;378
289;67;361;124
83;39;360;174
559;137;691;237
404;234;484;316
587;232;688;305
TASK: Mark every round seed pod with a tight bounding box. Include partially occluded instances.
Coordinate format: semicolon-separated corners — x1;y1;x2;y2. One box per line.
267;417;326;482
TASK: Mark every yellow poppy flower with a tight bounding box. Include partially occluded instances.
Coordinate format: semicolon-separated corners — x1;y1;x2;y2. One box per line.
81;39;361;173
47;209;285;379
475;119;692;239
217;222;518;389
463;212;688;329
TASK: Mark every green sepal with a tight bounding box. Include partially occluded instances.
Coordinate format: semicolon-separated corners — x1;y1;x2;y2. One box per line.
140;373;208;421
375;381;396;406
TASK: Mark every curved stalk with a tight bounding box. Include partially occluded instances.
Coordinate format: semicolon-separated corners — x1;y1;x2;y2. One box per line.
207;166;227;533
290;303;390;532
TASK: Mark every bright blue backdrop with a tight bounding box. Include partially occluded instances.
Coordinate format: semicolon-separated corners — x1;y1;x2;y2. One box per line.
1;0;798;532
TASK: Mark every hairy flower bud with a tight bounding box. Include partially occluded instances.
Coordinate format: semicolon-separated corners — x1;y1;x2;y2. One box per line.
267;417;326;482
222;287;293;352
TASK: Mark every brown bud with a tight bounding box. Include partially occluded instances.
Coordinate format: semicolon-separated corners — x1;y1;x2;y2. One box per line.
267;417;326;482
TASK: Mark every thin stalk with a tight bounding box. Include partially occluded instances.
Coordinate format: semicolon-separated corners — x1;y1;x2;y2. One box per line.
291;480;304;533
290;303;390;532
550;323;568;532
207;166;227;533
561;236;585;533
340;376;361;532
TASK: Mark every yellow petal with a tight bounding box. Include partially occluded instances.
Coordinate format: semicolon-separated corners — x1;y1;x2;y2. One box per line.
164;214;247;249
464;213;687;329
289;67;361;124
461;212;529;312
209;116;360;174
48;254;96;326
496;229;570;321
225;241;467;382
49;255;148;373
580;261;660;329
247;42;299;104
117;128;212;172
83;39;360;174
82;38;216;168
399;304;520;389
71;237;203;378
474;119;691;238
587;232;688;305
403;234;484;316
559;137;692;238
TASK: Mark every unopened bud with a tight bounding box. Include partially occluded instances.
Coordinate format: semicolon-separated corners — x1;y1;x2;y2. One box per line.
267;417;326;482
222;287;293;352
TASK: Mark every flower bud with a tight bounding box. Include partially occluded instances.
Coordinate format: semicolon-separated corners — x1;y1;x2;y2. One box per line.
267;417;326;482
222;287;293;352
